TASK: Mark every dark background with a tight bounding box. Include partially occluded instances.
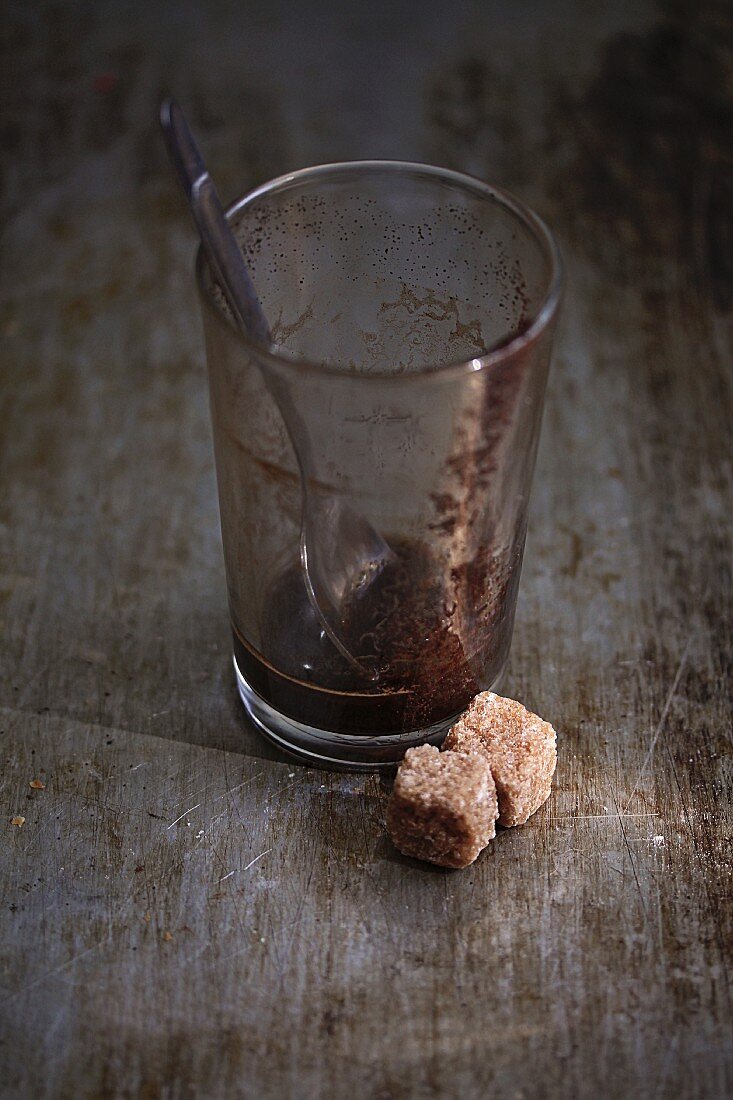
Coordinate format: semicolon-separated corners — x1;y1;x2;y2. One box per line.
1;2;731;1097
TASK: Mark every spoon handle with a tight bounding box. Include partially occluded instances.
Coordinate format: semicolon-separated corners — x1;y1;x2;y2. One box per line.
160;98;271;346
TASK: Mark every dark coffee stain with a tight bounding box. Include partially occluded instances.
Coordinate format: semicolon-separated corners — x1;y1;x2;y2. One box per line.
426;57;522;185
271;301;315;345
560;530;584;579
62;294;94;329
320;997;346;1037
235;535;487;736
46;213;73;241
554;8;733;304
429;58;489;151
378;283;489;355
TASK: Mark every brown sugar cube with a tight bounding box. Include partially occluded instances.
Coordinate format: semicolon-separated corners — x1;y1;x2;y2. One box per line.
443;692;556;827
386;744;498;868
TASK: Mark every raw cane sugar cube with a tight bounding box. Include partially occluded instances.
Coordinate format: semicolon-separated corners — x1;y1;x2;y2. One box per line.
386;744;498;868
443;692;556;827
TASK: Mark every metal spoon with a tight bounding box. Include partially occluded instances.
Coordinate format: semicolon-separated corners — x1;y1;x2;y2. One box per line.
160;99;393;676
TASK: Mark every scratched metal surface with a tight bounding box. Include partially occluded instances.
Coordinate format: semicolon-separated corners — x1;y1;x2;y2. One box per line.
1;1;732;1097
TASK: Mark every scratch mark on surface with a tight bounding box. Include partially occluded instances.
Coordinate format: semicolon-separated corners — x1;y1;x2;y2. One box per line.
172;771;263;814
268;774;309;801
272;851;318;985
197;808;230;838
22;813;54;854
243;848;272;872
8;940;107;1002
221;773;264;800
167;803;201;829
613;793;649;925
623;637;691;815
553;813;660;821
653;1034;679;1100
41;1004;67;1050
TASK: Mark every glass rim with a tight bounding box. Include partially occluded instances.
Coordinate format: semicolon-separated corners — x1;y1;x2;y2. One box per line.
196;159;564;382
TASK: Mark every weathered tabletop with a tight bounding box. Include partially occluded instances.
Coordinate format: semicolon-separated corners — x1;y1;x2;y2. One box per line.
1;1;731;1097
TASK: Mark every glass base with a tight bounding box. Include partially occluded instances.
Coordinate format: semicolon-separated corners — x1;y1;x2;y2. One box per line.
234;655;464;770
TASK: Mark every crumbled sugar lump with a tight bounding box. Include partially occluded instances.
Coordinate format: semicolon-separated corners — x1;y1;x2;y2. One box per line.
443;692;556;827
386;744;498;869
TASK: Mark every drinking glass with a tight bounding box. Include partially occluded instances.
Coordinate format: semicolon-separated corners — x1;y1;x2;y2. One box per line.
197;161;562;767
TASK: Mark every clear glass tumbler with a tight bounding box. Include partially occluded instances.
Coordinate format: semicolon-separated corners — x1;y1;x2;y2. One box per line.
197;161;562;768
